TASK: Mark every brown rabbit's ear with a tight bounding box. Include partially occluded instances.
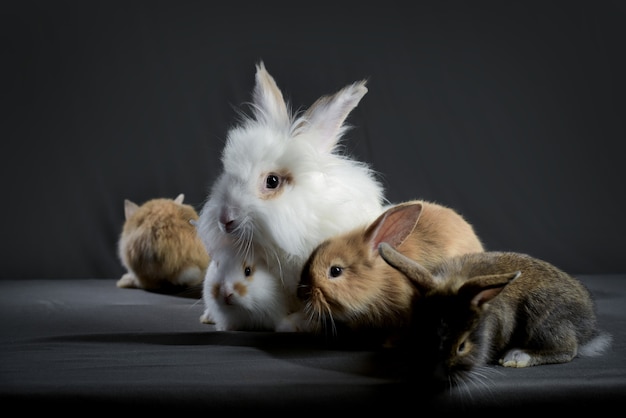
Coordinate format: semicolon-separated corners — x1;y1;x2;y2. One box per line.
460;271;521;308
366;203;423;254
174;193;185;204
378;242;435;295
124;199;139;220
252;61;289;126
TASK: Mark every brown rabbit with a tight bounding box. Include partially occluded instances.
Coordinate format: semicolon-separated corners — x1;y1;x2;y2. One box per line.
297;200;484;336
378;242;612;386
117;193;210;291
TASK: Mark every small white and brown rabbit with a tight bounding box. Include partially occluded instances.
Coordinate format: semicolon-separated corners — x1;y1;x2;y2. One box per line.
117;193;210;292
199;246;303;331
378;242;613;386
297;200;484;338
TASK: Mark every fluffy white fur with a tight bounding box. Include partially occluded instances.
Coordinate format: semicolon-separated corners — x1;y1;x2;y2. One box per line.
198;62;386;317
200;247;291;331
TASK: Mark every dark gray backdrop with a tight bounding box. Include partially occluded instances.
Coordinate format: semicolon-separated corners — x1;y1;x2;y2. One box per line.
2;0;625;279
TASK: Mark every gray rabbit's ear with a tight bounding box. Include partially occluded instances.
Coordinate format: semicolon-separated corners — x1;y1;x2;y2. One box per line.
460;271;521;308
298;80;368;154
378;242;435;295
251;61;289;126
174;193;185;204
124;199;139;220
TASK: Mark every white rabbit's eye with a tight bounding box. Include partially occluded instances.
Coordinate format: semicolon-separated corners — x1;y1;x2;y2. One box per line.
259;172;292;198
329;266;343;278
265;174;280;189
244;266;252;277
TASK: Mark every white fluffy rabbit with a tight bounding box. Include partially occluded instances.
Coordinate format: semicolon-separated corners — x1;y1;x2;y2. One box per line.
197;61;386;317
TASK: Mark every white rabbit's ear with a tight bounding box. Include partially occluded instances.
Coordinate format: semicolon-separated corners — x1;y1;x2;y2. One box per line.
252;61;289;126
299;80;368;154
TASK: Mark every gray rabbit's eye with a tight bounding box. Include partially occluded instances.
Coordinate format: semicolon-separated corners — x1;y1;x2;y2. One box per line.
329;266;343;278
265;174;280;189
457;340;468;355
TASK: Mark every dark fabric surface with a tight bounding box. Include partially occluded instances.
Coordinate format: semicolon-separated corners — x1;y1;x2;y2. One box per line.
1;277;624;413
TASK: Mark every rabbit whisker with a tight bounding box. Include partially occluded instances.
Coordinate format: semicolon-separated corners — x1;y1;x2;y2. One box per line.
272;251;285;286
233;220;254;261
321;301;337;337
450;366;498;408
303;301;319;332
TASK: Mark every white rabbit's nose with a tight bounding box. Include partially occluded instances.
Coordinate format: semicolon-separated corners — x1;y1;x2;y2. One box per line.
219;208;237;233
222;220;235;233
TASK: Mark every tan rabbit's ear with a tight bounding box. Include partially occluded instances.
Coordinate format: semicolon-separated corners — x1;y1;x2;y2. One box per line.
174;193;185;204
124;199;139;220
459;271;521;308
378;242;435;295
365;203;423;254
252;61;289;126
299;80;368;154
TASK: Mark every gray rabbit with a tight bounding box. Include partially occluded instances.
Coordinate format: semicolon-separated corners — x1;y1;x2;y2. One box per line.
378;242;612;386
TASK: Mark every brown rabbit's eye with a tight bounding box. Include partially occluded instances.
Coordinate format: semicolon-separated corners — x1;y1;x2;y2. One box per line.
265;174;280;189
329;266;343;278
244;266;252;277
457;340;467;354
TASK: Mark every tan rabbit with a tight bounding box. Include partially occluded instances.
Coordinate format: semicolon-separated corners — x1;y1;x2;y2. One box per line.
117;193;210;291
378;242;612;386
297;200;484;337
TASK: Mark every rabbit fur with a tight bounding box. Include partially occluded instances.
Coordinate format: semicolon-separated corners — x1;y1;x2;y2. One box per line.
298;200;484;338
378;242;612;386
197;62;386;321
117;193;210;291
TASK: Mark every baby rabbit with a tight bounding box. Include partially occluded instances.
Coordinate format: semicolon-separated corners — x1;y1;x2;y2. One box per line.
117;193;210;292
297;200;484;337
200;246;300;331
378;242;613;386
197;61;386;316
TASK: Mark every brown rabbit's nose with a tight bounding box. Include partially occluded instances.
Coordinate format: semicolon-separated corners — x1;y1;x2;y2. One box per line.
297;285;310;301
297;273;311;300
298;261;313;300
